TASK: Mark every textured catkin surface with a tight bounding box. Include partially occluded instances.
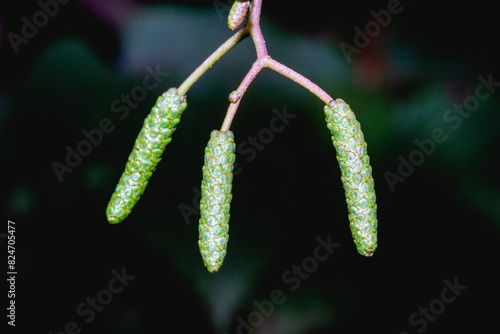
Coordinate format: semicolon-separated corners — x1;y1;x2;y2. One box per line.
106;88;187;224
324;99;378;256
198;130;236;272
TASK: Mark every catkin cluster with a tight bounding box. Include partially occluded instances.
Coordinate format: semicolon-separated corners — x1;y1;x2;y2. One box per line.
106;0;380;273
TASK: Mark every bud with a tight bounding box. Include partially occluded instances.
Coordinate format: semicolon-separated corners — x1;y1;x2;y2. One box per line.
198;130;236;272
106;88;188;224
228;0;251;30
324;99;378;256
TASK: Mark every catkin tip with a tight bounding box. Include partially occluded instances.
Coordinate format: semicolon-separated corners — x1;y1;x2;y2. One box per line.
107;216;121;225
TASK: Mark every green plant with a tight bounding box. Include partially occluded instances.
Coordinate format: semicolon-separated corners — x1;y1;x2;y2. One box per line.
324;99;377;257
106;0;378;272
106;88;187;224
198;130;236;272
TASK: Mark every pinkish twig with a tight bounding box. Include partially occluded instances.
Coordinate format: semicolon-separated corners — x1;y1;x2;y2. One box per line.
180;0;333;131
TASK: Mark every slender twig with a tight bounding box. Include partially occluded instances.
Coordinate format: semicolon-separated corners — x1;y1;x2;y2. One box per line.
179;0;333;131
220;57;267;131
178;28;249;96
246;0;268;59
264;58;333;104
218;0;333;130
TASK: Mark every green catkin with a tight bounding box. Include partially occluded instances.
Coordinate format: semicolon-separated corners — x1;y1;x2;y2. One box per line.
106;88;187;224
198;130;236;272
228;0;250;30
324;99;378;256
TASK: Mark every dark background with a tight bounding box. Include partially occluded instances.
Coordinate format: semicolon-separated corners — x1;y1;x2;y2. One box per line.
1;0;499;333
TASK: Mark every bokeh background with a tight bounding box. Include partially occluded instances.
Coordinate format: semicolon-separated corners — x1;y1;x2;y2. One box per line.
1;0;499;333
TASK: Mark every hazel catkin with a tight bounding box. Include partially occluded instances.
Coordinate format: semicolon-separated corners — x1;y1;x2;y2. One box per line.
198;130;236;272
106;88;187;224
324;99;378;256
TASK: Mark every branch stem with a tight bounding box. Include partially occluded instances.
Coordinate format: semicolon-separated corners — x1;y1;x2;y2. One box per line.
179;0;333;131
221;57;266;131
246;0;268;58
264;58;333;105
178;28;249;96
